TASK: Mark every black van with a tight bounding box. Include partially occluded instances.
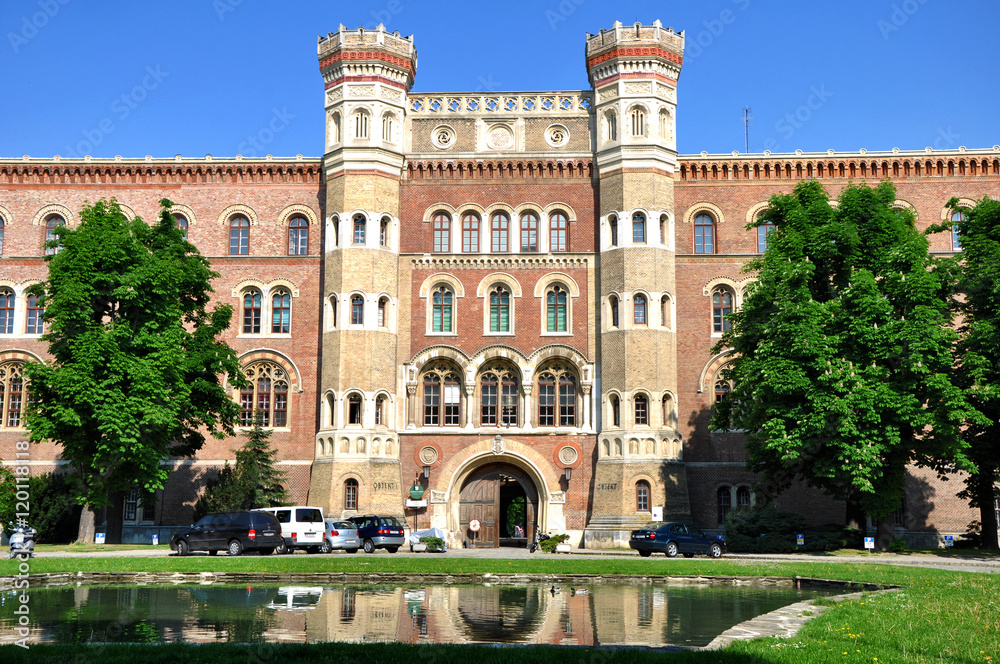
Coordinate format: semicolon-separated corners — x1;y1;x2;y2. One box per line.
171;511;283;556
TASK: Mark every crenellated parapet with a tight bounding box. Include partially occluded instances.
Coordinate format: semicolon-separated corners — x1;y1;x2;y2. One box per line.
585;20;684;89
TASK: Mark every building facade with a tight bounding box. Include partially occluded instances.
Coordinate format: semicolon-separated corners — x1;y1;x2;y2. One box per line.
1;21;997;547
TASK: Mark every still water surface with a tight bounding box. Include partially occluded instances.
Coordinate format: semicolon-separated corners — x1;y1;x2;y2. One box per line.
1;582;837;648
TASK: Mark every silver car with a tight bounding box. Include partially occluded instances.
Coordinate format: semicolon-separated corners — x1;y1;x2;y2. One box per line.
323;520;361;553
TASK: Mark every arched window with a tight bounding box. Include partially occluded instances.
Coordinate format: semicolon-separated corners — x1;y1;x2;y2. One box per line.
610;295;619;328
489;285;510;332
433;212;451;253
756;221;775;253
951;210;966;250
659;214;667;246
375;395;387;426
229;215;249;255
174;213;188;239
659;108;670;141
288;216;308;255
431;286;453;332
353;215;366;244
239;362;289;427
546;285;567;332
736;486;752;508
549;211;568;252
609;215;618;246
380;217;389;247
662;393;674;428
381;112;394;142
610;394;621;427
45;215;65;255
344;479;358;510
634;294;647;325
537;365;577;427
26;294;44;334
520;212;538;252
330;295;338;329
271;289;290;333
714;380;732;404
423;364;461;426
329;112;341;144
490;212;509;253
331;216;339;248
605;111;617;141
355;111;369;139
242;289;262;334
0;362;26;428
0;290;14;334
660;295;670;329
634;394;648;425
694;214;715;254
712;289;733;333
718;487;732;524
377;297;388;328
630;107;645;137
632;212;646;243
351;295;364;325
0;216;5;254
462;212;480;253
480;364;518;427
348;394;363;425
636;480;650;512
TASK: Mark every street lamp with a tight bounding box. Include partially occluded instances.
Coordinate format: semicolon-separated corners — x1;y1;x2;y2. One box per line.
564;466;572;482
422;465;431;480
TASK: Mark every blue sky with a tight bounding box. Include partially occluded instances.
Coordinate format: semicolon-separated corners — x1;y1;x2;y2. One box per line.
1;0;998;159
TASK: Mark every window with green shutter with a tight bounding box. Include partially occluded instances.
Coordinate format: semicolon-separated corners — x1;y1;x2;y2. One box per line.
547;286;567;332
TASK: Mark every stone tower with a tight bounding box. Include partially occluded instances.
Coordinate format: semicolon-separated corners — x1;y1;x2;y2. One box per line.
585;21;692;546
308;24;417;518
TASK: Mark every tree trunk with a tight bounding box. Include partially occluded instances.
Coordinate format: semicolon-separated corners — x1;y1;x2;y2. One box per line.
76;505;97;544
105;493;124;545
976;467;999;551
875;514;895;551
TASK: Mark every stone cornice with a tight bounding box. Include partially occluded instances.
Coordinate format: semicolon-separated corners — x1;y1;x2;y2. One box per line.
405;158;592;181
409;255;590;269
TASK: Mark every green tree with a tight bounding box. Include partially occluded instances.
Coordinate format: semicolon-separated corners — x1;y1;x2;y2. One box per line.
936;197;1000;550
24;199;246;543
193;410;289;520
713;180;979;548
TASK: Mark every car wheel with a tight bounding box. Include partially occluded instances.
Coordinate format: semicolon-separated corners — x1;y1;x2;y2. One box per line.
639;550;651;558
710;543;723;558
209;550;217;556
259;548;274;556
275;540;289;555
176;539;189;556
363;539;375;554
321;541;332;554
386;547;398;554
346;548;359;554
683;553;694;558
665;541;679;558
228;539;243;557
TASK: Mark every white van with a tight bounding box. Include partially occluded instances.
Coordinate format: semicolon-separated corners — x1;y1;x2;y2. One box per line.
253;506;326;554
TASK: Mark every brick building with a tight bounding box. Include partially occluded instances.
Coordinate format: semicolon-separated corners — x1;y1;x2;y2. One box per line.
1;21;997;547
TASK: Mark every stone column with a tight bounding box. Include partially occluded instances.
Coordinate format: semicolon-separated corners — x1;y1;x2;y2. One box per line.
521;382;533;429
406;385;416;429
582;384;592;432
464;385;475;428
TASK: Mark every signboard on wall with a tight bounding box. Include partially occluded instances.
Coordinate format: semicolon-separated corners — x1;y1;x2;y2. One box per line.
651;506;663;521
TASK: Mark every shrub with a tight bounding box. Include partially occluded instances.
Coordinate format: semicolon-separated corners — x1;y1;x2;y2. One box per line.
888;538;908;552
418;536;445;552
0;468;81;543
955;521;982;549
540;533;569;553
723;505;859;553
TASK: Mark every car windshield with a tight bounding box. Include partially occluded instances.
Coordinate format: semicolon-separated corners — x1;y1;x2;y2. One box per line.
642;522;666;530
296;508;324;523
381;517;406;528
194;516;212;529
333;521;355;530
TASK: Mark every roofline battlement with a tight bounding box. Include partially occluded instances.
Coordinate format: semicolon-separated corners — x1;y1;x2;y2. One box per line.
317;23;415;59
585;20;685;56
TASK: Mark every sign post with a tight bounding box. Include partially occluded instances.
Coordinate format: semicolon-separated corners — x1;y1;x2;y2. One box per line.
796;534;804;546
944;535;954;548
864;537;875;550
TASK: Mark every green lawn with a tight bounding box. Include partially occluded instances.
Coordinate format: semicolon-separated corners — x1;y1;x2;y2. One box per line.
1;557;997;663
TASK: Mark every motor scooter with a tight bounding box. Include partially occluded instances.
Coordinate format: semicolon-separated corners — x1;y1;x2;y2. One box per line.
529;530;551;553
8;521;36;559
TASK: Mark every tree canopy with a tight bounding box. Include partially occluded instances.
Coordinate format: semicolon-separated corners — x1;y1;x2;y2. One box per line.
24;199;246;517
713;180;979;534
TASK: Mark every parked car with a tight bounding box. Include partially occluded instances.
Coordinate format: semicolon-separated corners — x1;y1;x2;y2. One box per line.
171;511;283;557
629;522;725;558
254;506;326;554
323;520;361;553
349;515;406;553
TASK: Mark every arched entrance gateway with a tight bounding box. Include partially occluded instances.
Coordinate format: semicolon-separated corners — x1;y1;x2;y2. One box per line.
458;463;539;548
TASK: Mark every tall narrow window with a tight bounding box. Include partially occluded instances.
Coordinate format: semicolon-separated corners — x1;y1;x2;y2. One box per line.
0;217;4;254
331;296;338;329
951;210;966;250
462;212;480;253
718;487;732;524
423;374;441;426
712;289;733;333
123;487;140;522
489;286;510;332
634;394;648;425
481;373;497;426
538;374;556;426
351;295;364;325
610;295;619;328
273;382;287;427
714;380;732;404
610;394;620;427
353;215;366;244
348;395;362;425
229;216;249;255
756;221;775;253
423;365;461;426
0;290;14;334
377;297;387;328
26;294;43;334
662;394;674;428
633;213;646;243
636;481;650;512
480;365;518;427
0;363;25;428
694;214;715;254
490;212;509;253
174;213;188;239
546;286;567;332
501;373;518;426
381;113;394;142
634;294;647;325
355;111;369;139
519;212;538;252
380;218;389;247
238;363;289;428
559;373;576;426
536;367;579;428
288;216;308;255
737;486;752;508
432;286;453;333
433;212;451;253
344;479;358;510
630;107;645;136
659;215;667;246
271;289;290;333
609;215;618;246
242;290;261;334
549;211;568;252
660;295;670;329
606;111;617;141
444;373;460;425
44;215;65;255
375;395;386;425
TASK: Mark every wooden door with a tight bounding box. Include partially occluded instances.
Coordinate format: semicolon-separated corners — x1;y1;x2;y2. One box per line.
459;468;498;547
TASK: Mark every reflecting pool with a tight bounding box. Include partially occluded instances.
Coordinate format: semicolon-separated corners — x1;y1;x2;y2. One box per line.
0;582;838;648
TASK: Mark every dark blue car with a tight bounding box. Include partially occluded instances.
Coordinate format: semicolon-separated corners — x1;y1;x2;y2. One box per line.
629;522;725;558
349;515;406;554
